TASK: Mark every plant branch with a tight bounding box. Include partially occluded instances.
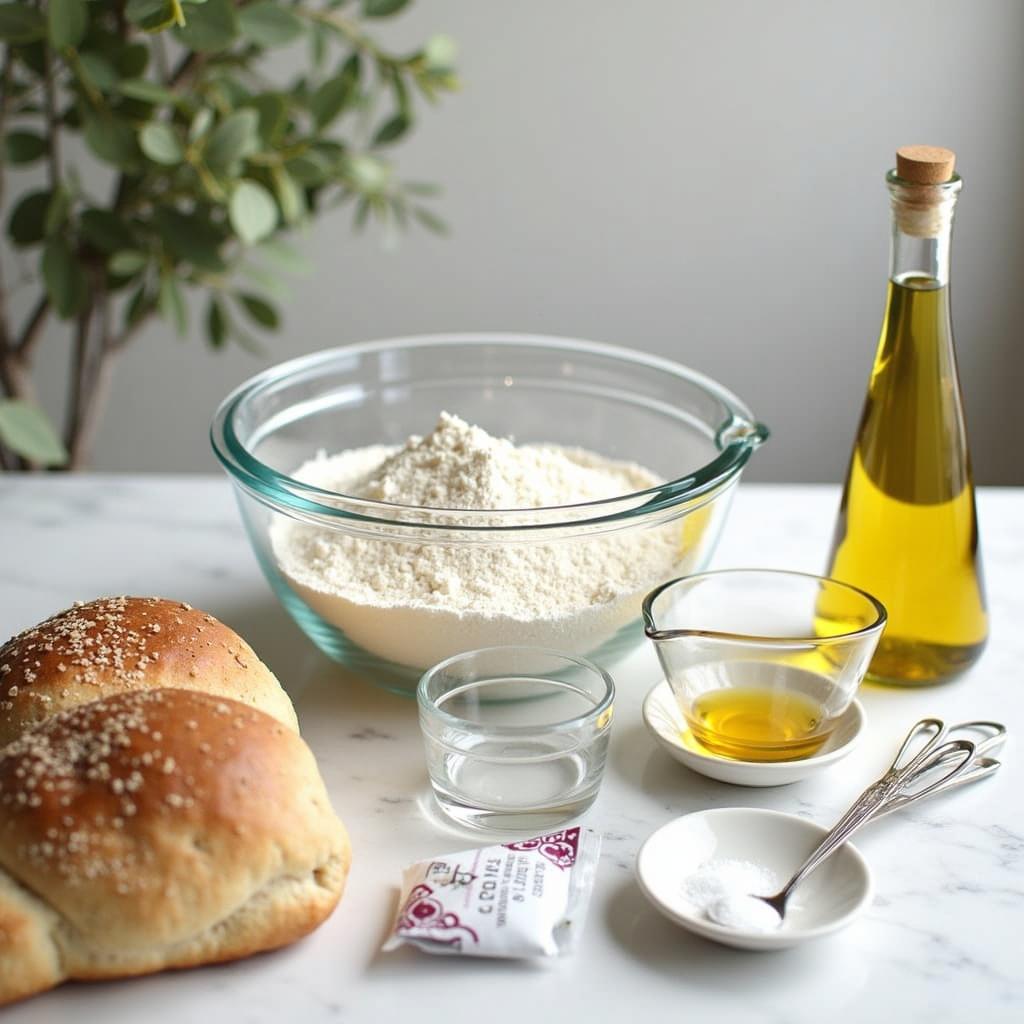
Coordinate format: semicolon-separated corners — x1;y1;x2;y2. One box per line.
14;297;49;359
169;52;205;89
65;303;92;453
298;8;396;67
0;49;12;355
65;283;118;470
41;43;61;188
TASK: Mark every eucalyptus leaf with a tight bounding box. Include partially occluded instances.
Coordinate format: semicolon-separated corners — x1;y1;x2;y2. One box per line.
126;0;178;32
237;292;279;329
413;205;447;235
173;0;238;53
353;194;370;231
83;115;140;171
5;130;47;165
389;196;408;229
115;41;150;77
237;260;287;299
206;295;228;348
77;53;120;93
256;237;312;274
113;42;150;78
309;22;328;68
362;0;411;18
140;122;184;165
109;250;149;276
250;93;287;145
311;138;347;164
153;208;227;272
15;39;47;77
7;191;51;248
238;3;304;48
203;108;260;170
41;237;87;318
159;274;188;336
403;181;442;197
310;67;357;129
48;0;88;49
125;282;155;329
80;209;138;253
387;66;411;117
272;166;306;225
285;153;331;186
119;77;179;105
44;188;71;236
0;400;67;466
229;180;278;244
228;324;267;355
189;106;215;142
372;113;411;147
211;74;251;108
0;5;46;43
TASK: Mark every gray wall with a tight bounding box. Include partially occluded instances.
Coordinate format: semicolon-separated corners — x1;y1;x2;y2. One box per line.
29;0;1024;482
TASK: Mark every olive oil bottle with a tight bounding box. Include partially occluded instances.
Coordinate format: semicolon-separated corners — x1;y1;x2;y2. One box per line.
826;146;987;684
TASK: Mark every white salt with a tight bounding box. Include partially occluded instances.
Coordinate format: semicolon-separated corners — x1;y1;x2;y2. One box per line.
707;893;782;932
680;858;782;933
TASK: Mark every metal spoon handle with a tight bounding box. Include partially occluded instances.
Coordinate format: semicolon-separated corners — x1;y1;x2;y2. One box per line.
865;720;1005;821
769;738;977;911
871;757;1001;820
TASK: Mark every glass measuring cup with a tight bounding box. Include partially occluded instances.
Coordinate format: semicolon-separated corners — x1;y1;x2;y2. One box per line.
642;570;886;762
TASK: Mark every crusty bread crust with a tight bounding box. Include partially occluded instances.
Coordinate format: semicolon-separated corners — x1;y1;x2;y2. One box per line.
0;869;62;1005
0;689;350;1006
0;597;298;746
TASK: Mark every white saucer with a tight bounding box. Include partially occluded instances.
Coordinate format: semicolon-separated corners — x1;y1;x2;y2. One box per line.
642;681;866;787
635;808;873;950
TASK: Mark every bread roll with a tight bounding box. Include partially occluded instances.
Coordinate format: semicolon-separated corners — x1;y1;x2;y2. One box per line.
0;597;298;746
0;688;350;1006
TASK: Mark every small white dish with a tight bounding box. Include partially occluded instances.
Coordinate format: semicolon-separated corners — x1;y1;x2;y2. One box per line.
635;808;873;950
642;680;866;787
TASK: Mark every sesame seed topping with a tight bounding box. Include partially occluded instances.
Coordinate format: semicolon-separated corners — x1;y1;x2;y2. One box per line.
0;688;245;889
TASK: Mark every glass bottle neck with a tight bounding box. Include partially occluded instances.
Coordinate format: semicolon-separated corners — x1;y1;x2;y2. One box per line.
887;171;961;288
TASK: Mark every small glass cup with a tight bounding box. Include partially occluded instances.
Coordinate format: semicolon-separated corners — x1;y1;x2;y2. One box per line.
643;569;886;763
417;646;615;833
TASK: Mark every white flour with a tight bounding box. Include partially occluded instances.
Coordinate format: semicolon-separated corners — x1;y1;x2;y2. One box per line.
271;413;686;668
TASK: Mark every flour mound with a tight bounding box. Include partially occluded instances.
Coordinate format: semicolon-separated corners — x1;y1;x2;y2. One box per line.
271;414;691;668
354;412;655;511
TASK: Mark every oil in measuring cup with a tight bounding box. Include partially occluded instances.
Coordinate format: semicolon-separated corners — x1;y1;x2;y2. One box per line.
682;664;833;762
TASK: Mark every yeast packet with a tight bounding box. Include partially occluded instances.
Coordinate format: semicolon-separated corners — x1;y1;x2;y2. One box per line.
382;827;601;959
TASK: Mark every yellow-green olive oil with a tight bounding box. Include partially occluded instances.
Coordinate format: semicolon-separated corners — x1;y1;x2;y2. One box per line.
686;685;829;762
827;277;987;683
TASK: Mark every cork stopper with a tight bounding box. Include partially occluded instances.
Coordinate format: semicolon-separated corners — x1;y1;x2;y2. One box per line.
896;145;956;184
890;145;959;238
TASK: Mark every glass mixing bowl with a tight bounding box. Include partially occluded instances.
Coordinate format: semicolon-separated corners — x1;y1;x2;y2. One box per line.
211;333;767;694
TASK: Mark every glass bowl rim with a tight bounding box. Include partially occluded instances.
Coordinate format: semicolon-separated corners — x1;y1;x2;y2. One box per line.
642;568;888;645
209;332;768;532
416;644;615;736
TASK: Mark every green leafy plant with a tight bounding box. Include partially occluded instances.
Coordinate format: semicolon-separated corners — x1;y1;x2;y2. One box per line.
0;0;457;469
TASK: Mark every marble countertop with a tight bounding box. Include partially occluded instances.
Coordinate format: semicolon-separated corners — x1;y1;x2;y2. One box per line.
1;477;1021;1022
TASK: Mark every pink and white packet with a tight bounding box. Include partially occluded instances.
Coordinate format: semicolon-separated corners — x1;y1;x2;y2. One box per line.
382;827;601;958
